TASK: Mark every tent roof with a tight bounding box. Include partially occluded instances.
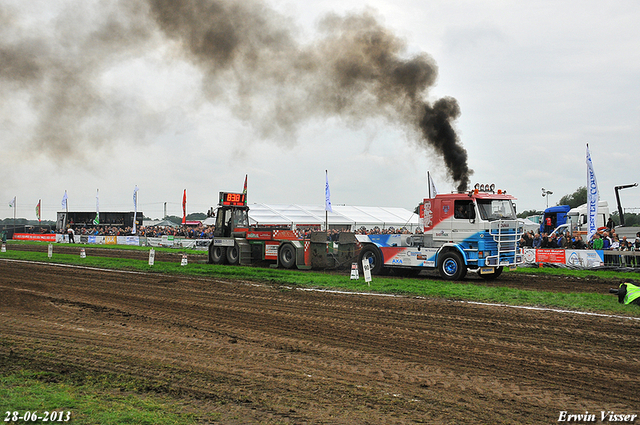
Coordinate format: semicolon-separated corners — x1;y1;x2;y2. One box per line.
246;204;418;229
143;219;180;228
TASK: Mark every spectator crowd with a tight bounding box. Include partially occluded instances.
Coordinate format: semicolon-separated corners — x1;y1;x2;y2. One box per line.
519;228;640;251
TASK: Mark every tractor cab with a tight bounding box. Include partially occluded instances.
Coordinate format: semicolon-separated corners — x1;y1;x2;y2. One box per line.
213;192;249;237
214;205;250;237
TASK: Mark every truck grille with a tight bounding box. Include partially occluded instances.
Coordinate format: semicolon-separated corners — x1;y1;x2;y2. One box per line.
485;220;525;266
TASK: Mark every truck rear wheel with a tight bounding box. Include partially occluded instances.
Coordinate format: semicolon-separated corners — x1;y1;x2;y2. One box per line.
358;245;384;275
438;251;466;280
209;244;227;265
226;243;240;265
479;266;503;280
279;244;296;269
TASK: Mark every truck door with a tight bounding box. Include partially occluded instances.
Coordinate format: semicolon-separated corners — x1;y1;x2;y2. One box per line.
433;199;453;242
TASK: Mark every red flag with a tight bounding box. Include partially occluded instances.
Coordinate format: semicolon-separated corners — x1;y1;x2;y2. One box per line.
243;174;247;205
35;199;41;223
182;189;186;224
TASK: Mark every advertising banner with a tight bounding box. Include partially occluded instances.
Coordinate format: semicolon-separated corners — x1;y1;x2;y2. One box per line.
13;233;56;242
116;236;140;246
536;249;566;264
523;248;604;268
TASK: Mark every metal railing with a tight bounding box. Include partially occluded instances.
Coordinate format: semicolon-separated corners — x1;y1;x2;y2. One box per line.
602;250;640;268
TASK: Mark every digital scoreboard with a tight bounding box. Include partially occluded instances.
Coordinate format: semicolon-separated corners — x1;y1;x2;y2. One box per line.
219;192;246;206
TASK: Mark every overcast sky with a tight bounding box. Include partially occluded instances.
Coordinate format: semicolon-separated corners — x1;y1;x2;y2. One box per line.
2;0;639;222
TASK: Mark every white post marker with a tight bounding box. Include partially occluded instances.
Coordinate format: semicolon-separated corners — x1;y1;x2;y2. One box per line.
181;254;188;266
350;263;359;280
48;243;53;259
80;248;86;258
362;258;372;286
148;248;155;266
1;244;5;253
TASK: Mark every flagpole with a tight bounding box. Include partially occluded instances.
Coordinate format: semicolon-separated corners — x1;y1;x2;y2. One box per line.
427;171;431;198
325;170;329;232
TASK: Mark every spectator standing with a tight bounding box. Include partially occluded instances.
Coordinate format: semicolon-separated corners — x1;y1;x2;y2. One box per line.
592;233;604;250
572;234;586;249
532;233;542;248
611;236;620;250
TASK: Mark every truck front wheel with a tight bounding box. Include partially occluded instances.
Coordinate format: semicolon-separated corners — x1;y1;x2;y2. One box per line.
438;251;467;280
209;245;227;265
279;244;296;269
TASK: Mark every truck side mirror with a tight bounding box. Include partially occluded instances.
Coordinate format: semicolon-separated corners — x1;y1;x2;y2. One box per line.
467;205;476;221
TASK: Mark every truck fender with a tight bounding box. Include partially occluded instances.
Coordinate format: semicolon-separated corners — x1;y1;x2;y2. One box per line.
435;244;468;265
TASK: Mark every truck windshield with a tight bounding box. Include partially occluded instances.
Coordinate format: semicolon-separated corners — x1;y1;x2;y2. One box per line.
476;199;516;221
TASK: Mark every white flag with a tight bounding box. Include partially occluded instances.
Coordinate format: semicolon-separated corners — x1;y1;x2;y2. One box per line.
427;171;439;197
132;185;139;234
586;144;599;241
61;191;68;209
93;189;100;225
325;170;333;213
8;196;16;208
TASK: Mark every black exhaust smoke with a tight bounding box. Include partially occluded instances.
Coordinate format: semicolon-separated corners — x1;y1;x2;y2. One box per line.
1;0;472;190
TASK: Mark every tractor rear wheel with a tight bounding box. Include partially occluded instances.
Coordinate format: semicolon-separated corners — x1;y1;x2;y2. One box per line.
209;244;227;265
226;243;240;265
279;244;296;269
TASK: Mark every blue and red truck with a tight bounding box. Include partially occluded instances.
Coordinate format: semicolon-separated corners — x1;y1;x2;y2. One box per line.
356;185;525;280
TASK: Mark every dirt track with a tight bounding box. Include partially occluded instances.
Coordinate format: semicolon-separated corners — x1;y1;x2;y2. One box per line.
1;253;640;423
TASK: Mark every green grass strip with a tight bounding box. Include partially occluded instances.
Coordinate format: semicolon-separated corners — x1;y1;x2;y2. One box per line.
0;369;213;424
2;248;638;317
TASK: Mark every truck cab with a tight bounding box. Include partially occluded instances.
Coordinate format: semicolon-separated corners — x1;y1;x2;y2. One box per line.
356;185;524;280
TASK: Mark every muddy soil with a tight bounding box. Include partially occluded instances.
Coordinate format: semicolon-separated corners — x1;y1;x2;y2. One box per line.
1;251;639;423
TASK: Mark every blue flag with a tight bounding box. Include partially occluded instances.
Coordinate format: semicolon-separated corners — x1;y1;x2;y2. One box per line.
586;144;599;241
325;170;333;213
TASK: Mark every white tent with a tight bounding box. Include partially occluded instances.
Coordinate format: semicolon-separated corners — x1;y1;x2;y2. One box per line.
143;219;181;228
245;204;419;231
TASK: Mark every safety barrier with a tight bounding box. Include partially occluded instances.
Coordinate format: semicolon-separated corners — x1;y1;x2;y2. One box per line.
602;251;640;268
523;248;640;269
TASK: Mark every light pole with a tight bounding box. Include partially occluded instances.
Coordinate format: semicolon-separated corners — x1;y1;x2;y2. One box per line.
541;188;553;209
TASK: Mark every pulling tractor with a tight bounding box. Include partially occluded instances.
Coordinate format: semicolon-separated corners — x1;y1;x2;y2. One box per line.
208;192;310;268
